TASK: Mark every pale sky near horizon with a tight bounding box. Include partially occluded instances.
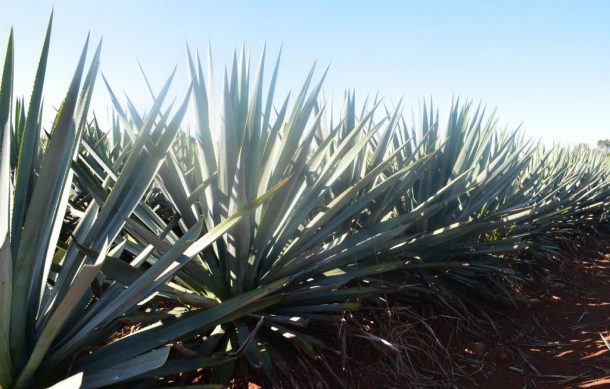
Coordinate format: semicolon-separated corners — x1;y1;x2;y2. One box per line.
0;1;608;145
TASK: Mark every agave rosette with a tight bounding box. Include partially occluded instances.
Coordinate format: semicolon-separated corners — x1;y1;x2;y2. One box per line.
0;20;275;388
79;47;454;385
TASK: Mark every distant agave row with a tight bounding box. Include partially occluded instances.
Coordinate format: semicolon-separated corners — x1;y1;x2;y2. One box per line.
1;18;609;388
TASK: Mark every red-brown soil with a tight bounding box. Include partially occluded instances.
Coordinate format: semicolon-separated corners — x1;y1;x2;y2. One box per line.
345;249;609;388
462;254;610;388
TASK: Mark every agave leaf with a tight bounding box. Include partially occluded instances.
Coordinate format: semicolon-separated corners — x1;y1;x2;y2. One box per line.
11;32;91;368
15;240;108;388
10;13;53;256
0;29;14;387
74;278;289;373
81;347;170;389
47;373;83;389
0;27;13;138
55;221;204;355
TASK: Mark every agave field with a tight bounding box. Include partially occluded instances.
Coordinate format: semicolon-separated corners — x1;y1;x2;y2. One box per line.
1;17;609;389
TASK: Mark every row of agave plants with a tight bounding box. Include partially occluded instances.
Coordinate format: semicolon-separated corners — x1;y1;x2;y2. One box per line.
1;18;609;388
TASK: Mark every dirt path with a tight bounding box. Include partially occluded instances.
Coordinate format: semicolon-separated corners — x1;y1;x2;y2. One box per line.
466;254;610;388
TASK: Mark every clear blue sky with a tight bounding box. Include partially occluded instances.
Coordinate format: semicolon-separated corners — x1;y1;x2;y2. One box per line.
1;1;609;145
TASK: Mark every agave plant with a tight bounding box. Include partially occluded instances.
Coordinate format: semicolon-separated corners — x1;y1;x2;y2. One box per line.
0;18;284;388
380;101;610;307
314;100;535;314
0;16;105;387
69;47;463;386
505;143;610;261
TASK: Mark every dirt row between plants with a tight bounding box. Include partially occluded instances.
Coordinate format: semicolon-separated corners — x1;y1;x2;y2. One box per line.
462;252;610;388
342;243;610;388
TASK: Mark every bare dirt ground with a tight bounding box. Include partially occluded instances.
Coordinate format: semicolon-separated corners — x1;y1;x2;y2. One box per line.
346;246;610;389
462;254;610;388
